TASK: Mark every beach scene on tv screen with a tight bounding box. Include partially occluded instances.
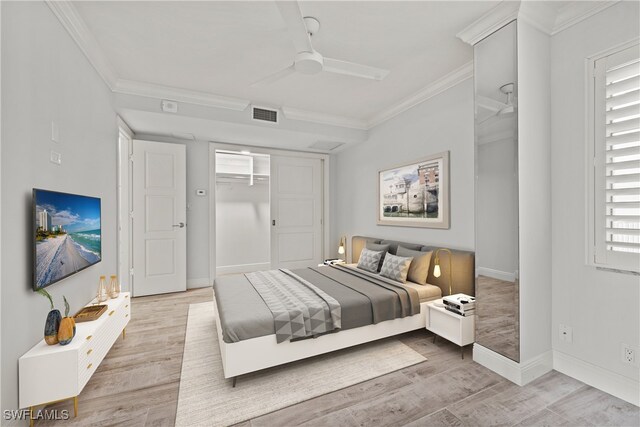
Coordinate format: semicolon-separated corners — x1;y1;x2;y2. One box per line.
35;191;101;289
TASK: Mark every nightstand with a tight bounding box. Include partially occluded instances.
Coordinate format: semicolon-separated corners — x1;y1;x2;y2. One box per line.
426;298;475;358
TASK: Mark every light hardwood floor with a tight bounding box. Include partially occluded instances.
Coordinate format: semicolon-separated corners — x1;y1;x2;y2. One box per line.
41;288;639;427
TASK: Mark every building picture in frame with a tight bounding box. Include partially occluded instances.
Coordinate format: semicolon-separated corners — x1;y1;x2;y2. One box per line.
378;151;450;229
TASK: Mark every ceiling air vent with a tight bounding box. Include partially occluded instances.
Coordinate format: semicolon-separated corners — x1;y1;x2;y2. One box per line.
252;106;278;124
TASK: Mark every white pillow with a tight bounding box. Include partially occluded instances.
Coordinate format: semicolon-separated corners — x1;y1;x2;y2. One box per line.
379;253;414;283
357;248;383;273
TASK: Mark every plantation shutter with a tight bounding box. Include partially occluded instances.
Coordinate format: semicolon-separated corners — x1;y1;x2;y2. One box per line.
594;44;640;270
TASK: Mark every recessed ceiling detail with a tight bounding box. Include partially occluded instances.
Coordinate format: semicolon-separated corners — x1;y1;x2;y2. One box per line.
50;0;500;126
47;1;613;136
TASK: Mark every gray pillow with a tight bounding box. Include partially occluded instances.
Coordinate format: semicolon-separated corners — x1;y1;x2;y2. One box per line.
397;246;432;285
379;253;413;283
365;242;390;271
357;248;383;273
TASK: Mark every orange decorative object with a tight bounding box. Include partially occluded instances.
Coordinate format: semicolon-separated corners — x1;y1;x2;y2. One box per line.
58;296;76;345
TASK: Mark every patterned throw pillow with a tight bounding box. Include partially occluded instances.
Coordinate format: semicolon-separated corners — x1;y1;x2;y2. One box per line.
365;242;390;271
379;253;414;283
357;248;383;273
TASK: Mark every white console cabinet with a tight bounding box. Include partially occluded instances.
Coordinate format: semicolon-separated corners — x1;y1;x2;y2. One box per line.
19;293;130;423
426;298;475;358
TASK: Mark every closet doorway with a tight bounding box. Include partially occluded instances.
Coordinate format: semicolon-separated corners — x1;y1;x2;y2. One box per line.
211;145;327;278
215;150;271;275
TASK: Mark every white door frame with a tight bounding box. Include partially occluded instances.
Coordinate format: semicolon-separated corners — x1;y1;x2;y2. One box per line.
0;2;4;411
209;142;330;282
116;117;133;292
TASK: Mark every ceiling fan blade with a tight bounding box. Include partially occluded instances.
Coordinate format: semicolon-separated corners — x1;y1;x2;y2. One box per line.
323;57;389;81
276;1;314;53
251;64;295;87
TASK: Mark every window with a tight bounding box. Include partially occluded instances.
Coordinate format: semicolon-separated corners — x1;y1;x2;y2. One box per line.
591;43;640;272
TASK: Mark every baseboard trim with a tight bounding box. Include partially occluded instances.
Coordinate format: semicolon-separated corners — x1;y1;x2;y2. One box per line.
216;262;270;276
187;277;210;289
473;344;552;386
476;267;517;282
521;350;554;385
553;350;640;406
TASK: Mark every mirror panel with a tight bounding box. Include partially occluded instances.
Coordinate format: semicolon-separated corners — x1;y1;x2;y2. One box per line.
474;21;520;362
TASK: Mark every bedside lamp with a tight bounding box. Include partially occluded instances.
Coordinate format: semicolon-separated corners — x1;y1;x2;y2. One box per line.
338;236;346;260
433;248;453;296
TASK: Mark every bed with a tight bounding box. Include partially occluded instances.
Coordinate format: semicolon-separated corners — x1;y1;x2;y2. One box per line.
213;236;474;384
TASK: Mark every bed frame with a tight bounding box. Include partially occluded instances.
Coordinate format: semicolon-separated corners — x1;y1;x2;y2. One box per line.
215;298;429;384
214;236;475;384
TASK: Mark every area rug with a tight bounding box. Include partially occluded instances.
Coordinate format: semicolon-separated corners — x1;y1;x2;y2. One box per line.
175;302;426;427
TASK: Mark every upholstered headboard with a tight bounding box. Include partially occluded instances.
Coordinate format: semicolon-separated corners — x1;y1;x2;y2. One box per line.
351;236;475;297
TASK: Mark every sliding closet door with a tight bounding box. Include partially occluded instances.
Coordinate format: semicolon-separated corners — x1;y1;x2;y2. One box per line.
270;156;323;269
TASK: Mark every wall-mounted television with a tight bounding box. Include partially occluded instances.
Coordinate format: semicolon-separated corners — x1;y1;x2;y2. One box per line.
33;189;101;290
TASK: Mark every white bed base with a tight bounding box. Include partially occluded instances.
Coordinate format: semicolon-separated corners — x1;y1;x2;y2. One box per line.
214;297;430;380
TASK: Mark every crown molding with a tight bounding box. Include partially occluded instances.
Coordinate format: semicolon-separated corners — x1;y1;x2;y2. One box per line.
552;1;620;35
114;79;250;111
456;1;520;46
518;1;558;35
48;0;623;134
282;107;368;130
366;61;473;129
457;1;622;45
45;1;118;89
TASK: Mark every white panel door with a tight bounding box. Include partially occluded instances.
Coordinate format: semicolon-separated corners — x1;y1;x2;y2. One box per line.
132;140;187;296
270;156;323;269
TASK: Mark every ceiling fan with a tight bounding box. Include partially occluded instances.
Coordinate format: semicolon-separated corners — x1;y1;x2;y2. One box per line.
252;1;390;87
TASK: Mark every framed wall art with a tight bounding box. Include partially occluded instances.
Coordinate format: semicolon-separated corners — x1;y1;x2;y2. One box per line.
377;151;449;229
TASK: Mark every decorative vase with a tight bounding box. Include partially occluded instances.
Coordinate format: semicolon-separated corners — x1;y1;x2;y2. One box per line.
109;275;120;299
58;296;76;345
44;309;62;345
97;275;108;302
58;317;76;345
37;288;60;345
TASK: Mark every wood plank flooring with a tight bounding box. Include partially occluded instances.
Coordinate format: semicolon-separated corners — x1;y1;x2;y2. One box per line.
39;288;639;427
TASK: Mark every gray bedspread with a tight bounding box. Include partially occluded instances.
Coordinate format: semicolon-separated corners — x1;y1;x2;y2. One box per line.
213;265;420;343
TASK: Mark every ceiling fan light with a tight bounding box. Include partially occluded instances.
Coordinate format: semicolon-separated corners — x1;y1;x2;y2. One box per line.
294;51;324;75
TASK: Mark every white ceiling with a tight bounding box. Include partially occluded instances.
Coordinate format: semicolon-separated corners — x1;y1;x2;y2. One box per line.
73;1;500;122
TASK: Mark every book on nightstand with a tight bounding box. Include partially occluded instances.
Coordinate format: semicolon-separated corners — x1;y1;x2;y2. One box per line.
444;306;475;317
442;293;475;316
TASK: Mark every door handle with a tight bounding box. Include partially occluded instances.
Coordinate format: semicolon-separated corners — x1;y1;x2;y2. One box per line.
272;220;276;226
173;222;185;228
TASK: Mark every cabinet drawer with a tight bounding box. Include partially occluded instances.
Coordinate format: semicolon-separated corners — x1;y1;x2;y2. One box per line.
428;308;462;345
121;302;131;324
78;355;99;390
78;305;129;390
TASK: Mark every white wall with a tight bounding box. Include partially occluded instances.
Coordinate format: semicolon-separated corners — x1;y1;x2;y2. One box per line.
550;1;640;404
215;179;270;273
1;1;116;413
332;79;475;258
517;18;552;365
135;135;211;287
0;1;3;415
